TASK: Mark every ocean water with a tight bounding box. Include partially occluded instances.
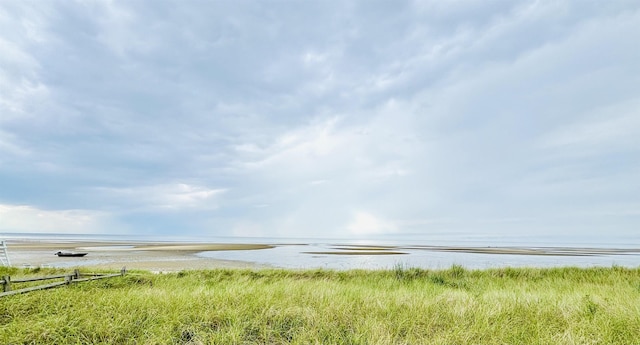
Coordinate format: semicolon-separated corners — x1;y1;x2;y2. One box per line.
4;232;640;270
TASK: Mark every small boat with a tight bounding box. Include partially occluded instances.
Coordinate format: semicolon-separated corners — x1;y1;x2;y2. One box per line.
55;251;88;257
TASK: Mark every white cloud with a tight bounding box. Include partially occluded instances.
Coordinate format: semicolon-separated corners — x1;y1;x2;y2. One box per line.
346;211;397;236
0;204;117;234
0;3;51;122
231;221;266;238
97;183;226;211
537;99;640;154
242;117;346;170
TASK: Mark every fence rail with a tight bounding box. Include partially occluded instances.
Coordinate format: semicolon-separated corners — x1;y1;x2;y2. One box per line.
9;274;69;283
1;268;126;298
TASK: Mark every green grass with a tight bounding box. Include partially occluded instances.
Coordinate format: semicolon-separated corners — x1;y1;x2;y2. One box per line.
1;265;639;344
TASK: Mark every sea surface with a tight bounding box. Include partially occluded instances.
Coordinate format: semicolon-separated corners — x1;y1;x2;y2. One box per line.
3;232;640;270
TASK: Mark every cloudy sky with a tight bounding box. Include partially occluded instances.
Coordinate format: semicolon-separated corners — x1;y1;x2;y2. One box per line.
1;1;639;240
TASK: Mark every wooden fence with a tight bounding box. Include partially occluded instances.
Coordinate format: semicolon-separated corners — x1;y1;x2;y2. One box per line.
1;268;126;298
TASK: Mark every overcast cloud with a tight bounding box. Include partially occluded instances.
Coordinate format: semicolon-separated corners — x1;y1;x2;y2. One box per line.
1;0;639;240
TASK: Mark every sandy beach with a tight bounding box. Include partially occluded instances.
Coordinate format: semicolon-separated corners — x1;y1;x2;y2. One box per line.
6;241;273;271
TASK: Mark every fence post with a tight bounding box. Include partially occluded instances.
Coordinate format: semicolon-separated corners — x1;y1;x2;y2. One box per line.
65;274;73;285
74;269;80;279
121;267;126;276
2;276;10;292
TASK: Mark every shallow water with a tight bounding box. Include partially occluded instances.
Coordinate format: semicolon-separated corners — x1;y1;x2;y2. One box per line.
196;243;640;270
5;232;640;270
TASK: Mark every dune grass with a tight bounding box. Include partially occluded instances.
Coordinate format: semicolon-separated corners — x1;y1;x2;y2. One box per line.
1;265;639;344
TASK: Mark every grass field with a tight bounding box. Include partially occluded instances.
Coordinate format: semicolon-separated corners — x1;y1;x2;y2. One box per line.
1;265;639;344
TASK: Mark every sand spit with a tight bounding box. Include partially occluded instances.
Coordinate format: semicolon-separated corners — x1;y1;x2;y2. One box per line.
130;243;273;253
331;246;399;251
304;251;408;255
402;245;640;256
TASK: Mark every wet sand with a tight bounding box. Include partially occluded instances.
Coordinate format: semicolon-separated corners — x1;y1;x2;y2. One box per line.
6;241;273;272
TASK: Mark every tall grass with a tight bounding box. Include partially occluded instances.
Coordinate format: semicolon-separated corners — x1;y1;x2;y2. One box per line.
1;266;639;344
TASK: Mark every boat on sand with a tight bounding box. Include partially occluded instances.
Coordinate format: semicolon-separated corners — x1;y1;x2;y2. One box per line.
55;251;88;257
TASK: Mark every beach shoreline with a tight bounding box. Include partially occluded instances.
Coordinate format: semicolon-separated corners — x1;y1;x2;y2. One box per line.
5;240;272;271
5;238;640;271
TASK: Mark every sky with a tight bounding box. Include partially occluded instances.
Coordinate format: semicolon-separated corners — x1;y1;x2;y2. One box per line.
1;1;639;240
